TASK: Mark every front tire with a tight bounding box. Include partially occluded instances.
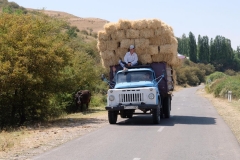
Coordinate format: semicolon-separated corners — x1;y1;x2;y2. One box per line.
108;111;118;124
152;101;161;124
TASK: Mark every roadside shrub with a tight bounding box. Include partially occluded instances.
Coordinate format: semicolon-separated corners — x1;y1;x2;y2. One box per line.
224;69;236;76
206;72;227;83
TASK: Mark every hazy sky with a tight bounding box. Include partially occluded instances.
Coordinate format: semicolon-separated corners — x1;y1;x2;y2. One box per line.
10;0;240;50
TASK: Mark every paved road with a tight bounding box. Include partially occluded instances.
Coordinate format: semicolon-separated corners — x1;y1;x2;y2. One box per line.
32;85;240;160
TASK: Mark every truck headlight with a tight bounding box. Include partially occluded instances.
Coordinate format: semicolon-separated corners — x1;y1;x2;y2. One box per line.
109;95;115;101
148;93;155;99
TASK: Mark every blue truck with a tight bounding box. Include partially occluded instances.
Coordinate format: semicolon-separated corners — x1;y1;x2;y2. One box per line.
102;62;174;124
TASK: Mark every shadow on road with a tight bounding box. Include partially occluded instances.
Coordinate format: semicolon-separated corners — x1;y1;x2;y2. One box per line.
117;115;216;126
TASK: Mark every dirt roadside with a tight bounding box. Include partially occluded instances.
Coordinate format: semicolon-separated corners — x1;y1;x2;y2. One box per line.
0;86;240;160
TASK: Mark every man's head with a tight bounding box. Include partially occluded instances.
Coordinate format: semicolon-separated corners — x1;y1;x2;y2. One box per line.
129;45;135;54
130;45;134;50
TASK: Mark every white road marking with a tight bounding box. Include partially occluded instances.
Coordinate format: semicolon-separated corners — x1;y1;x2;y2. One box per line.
178;108;180;110
133;158;141;160
157;126;164;132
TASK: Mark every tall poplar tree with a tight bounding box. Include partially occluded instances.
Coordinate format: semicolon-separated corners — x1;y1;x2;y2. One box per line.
188;32;197;63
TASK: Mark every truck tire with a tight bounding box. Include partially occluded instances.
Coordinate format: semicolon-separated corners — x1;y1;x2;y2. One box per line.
163;96;171;118
120;110;127;118
108;111;118;124
152;101;161;124
160;108;164;118
127;114;133;118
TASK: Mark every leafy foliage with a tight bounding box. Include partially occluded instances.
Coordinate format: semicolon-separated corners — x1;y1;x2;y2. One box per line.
175;59;215;86
205;73;240;99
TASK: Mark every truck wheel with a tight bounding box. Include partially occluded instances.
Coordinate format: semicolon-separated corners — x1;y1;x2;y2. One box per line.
127;114;133;118
152;101;161;124
120;110;127;118
108;111;118;124
164;96;171;118
160;108;164;118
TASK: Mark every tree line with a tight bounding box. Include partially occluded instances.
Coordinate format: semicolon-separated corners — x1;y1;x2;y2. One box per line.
177;32;240;71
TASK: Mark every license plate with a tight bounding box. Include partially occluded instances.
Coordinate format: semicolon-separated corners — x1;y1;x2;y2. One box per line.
124;106;138;109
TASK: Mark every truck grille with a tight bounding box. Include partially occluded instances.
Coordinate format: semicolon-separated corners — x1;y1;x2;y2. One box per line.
119;93;144;103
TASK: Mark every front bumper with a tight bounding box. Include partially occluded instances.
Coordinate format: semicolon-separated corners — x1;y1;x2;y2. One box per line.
105;104;158;111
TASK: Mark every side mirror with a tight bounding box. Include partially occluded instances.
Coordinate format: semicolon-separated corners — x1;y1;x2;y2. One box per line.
101;74;105;81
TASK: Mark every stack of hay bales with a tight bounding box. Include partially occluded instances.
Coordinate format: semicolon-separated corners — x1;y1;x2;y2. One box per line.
97;19;181;68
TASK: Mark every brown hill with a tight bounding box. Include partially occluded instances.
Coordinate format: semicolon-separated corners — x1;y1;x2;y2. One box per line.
27;8;108;33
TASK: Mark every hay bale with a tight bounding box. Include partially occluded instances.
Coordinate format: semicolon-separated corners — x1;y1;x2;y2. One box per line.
152;53;177;65
117;19;131;30
159;35;172;45
111;30;126;40
131;19;148;30
98;31;109;41
135;48;147;55
147;19;162;29
115;48;128;59
159;44;178;54
126;29;140;39
101;58;109;69
120;39;135;49
149;36;161;45
155;28;162;36
161;23;174;36
106;40;119;50
97;41;107;52
104;22;117;34
148;45;159;55
135;38;149;49
171;37;178;44
138;54;152;64
139;29;154;38
100;50;115;60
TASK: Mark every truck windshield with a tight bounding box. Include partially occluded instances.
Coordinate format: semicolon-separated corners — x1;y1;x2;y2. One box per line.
116;71;153;83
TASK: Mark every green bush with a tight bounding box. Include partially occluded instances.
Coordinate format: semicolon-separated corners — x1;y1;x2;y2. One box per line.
205;73;240;99
206;71;227;83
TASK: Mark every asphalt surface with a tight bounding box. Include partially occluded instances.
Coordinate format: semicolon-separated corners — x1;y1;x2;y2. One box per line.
32;85;240;160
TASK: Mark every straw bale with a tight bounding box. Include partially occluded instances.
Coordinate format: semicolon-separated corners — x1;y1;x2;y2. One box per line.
139;28;154;38
100;50;115;60
101;58;109;69
155;28;162;36
172;69;177;86
148;45;159;55
120;39;135;49
171;37;178;45
138;54;152;64
159;44;178;54
106;40;119;51
126;29;140;39
149;36;161;45
117;19;131;30
111;30;126;41
135;48;147;55
97;41;107;52
134;38;149;49
171;58;183;67
159;35;172;45
131;19;148;30
115;48;128;59
98;31;109;41
104;22;117;34
151;54;163;62
161;23;174;36
147;19;162;29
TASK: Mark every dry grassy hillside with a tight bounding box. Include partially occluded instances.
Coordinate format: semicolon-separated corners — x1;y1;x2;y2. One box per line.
27;8;108;33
